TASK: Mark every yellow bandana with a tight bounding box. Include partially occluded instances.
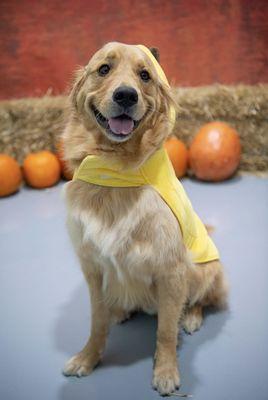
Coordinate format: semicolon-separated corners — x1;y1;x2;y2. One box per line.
73;46;219;264
73;147;219;264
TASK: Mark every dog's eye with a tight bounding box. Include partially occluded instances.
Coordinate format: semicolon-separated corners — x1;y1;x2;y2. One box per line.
98;64;110;76
140;70;151;82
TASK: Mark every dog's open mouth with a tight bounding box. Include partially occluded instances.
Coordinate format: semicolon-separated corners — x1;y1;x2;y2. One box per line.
91;105;140;141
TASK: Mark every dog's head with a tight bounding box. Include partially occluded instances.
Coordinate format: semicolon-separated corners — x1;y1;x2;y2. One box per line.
65;42;175;168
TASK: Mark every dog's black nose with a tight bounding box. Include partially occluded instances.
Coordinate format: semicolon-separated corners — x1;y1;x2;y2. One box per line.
113;86;138;108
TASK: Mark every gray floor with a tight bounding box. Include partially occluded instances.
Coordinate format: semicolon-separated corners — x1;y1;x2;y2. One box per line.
1;176;268;400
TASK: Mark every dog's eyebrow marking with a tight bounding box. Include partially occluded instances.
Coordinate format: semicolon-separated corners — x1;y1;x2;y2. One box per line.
136;60;157;79
136;60;146;68
105;51;117;60
85;52;118;74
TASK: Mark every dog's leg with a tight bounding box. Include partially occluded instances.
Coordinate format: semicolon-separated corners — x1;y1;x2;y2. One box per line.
152;273;186;395
188;260;228;309
182;260;228;335
63;268;110;377
200;260;229;309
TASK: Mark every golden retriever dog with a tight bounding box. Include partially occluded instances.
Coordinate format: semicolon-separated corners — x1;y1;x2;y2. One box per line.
62;42;228;395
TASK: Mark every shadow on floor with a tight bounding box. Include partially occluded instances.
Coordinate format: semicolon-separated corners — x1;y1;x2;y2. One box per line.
179;306;230;394
54;283;157;366
54;283;230;399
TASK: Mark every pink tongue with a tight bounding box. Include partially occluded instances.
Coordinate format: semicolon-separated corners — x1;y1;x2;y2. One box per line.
108;117;134;135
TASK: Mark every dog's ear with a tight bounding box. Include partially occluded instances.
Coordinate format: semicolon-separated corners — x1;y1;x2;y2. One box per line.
70;67;87;111
150;47;160;62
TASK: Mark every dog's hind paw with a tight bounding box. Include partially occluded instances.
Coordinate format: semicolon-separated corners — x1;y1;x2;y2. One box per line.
111;309;131;325
183;305;203;334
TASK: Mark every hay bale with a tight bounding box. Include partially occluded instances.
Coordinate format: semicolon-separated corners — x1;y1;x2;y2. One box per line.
172;84;268;172
0;84;267;172
0;96;67;164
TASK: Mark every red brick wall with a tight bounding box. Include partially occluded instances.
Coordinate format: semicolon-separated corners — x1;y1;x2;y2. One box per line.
0;0;267;99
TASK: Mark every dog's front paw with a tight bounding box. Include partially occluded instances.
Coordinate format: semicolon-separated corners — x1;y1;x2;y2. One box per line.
63;351;99;377
152;366;180;396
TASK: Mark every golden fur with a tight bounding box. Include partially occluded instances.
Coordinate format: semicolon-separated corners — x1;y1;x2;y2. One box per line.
62;42;228;395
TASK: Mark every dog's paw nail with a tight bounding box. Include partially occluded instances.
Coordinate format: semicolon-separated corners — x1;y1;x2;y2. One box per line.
63;353;95;377
152;367;180;395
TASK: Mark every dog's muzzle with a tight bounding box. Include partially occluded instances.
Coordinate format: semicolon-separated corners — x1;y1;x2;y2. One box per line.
91;85;142;142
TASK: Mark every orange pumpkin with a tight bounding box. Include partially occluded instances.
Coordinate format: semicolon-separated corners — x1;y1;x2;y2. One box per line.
23;151;61;188
189;122;241;181
0;154;22;197
164;136;188;178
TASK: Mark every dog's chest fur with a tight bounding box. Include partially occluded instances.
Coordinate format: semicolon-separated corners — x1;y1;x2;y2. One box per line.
65;180;184;311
